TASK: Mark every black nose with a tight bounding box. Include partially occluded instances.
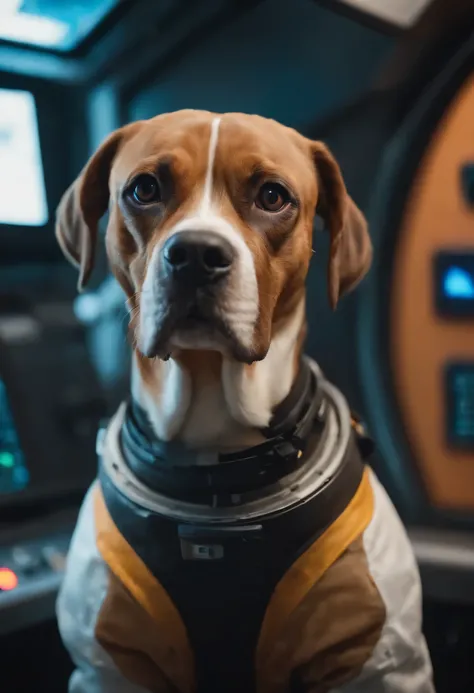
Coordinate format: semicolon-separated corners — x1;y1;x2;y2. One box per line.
162;231;234;284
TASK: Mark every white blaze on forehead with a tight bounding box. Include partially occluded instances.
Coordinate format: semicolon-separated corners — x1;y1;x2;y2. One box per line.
200;116;221;214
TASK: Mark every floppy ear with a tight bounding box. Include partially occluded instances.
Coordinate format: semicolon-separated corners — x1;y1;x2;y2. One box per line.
55;126;130;291
312;142;372;309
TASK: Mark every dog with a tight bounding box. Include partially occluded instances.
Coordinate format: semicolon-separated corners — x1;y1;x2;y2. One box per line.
55;110;435;693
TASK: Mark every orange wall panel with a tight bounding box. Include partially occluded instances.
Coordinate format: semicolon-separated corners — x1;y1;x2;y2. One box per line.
391;74;474;510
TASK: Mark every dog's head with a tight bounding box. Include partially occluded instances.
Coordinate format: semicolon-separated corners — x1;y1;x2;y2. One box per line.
56;110;371;363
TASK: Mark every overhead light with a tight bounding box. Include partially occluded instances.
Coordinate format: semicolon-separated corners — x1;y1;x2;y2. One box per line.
0;12;68;48
0;0;119;51
0;0;23;18
335;0;434;28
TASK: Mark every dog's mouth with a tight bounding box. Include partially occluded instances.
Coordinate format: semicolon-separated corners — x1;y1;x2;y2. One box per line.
141;295;236;359
139;282;261;363
178;303;212;327
174;299;235;343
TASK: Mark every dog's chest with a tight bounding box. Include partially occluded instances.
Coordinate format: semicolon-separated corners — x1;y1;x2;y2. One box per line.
181;378;263;451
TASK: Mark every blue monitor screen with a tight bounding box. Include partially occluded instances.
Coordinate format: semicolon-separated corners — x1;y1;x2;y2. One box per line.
0;378;29;495
446;364;474;449
435;251;474;317
0;89;48;227
443;266;474;299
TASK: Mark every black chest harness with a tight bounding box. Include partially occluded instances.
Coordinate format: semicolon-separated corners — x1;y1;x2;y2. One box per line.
98;359;374;693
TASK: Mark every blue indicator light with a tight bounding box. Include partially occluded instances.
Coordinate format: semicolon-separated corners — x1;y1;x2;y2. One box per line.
443;266;474;299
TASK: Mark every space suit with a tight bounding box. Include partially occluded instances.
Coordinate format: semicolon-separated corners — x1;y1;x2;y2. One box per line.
57;359;435;693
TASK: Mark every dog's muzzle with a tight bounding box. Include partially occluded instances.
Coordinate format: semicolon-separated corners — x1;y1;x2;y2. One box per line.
139;226;258;361
144;229;240;355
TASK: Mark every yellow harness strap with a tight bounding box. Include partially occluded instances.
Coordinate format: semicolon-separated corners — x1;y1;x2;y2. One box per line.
256;467;375;691
94;486;195;693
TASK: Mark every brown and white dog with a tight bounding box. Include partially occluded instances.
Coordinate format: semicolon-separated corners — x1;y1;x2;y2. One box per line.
55;110;435;693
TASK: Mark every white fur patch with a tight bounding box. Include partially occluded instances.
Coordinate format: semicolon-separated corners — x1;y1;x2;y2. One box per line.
222;300;306;429
175;376;265;451
200;116;221;214
133;354;192;442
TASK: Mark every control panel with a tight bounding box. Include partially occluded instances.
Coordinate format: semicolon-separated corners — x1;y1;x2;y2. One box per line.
445;363;474;450
0;517;75;636
0;288;100;633
0;273;107;634
0;377;29;496
0;535;69;588
0;291;106;508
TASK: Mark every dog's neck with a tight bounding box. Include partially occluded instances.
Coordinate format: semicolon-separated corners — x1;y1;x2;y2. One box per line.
131;300;306;453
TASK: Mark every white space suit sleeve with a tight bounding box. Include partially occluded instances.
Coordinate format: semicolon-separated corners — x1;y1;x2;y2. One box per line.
331;472;435;693
56;484;150;693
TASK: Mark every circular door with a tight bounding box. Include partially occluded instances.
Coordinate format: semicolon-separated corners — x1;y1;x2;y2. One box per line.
358;16;474;522
391;75;474;511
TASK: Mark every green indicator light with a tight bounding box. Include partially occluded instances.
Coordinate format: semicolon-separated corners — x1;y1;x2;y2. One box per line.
0;452;14;469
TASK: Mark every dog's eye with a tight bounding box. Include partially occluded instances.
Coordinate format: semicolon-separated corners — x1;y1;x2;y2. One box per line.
131;175;161;204
256;183;290;212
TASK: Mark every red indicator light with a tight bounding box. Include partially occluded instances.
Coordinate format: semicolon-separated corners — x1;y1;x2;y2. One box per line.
0;567;18;591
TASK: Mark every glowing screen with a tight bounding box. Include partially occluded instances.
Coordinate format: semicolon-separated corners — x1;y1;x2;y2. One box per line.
0;89;48;227
435;252;474;317
0;378;29;495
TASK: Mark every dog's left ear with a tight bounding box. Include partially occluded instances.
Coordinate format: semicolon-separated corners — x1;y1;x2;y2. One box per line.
55;122;140;291
312;142;372;309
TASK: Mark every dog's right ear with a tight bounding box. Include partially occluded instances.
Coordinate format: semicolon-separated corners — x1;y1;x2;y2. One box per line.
55;124;138;291
311;141;372;310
